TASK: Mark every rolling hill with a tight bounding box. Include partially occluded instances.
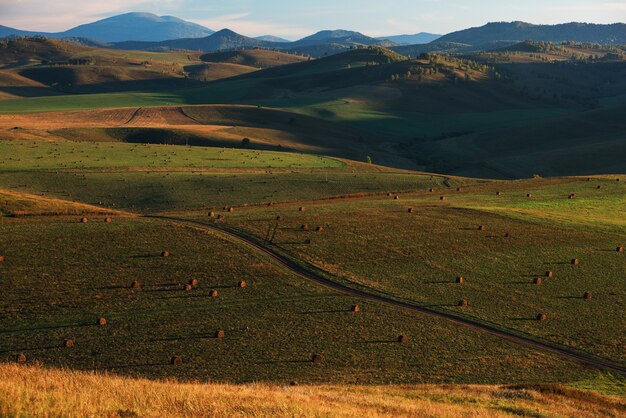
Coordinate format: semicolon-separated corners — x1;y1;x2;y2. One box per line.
0;12;214;43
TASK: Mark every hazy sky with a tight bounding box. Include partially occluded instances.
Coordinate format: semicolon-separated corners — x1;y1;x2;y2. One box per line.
1;0;624;39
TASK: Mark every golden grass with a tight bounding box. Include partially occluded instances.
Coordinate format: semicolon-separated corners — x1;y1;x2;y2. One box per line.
0;189;130;217
1;364;624;418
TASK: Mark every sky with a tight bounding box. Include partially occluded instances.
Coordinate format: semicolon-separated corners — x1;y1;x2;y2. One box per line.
0;0;625;39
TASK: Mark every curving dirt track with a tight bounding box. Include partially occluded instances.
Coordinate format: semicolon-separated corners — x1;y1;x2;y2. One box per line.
151;215;626;376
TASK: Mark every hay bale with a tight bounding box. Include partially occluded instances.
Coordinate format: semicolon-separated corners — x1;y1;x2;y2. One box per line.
504;233;511;238
387;192;392;197
394;195;400;200
208;211;215;218
64;339;75;348
16;353;26;363
80;217;88;223
189;278;199;287
568;193;576;199
276;216;283;221
161;251;170;257
301;224;309;230
456;187;462;192
351;305;361;313
496;191;502;196
429;188;435;193
130;281;141;290
571;258;580;265
312;353;323;363
546;271;553;278
587;177;591;182
533;277;543;285
458;299;468;307
98;317;107;326
228;207;234;213
408;208;414;213
184;284;193;292
217;214;224;220
215;329;225;338
536;313;548;321
597;185;602;189
440;196;446;201
527;194;533;198
583;292;593;300
617;246;624;253
478;225;486;231
104;217;112;223
238;280;247;288
170;356;182;365
289;381;298;386
397;335;409;344
456;276;464;284
315;226;324;232
0;255;4;263
299;207;305;212
210;290;219;298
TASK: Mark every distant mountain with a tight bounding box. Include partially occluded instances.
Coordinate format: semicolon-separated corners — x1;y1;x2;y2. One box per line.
0;12;214;43
114;29;268;52
378;33;441;45
255;35;291;43
294;30;397;47
438;22;626;47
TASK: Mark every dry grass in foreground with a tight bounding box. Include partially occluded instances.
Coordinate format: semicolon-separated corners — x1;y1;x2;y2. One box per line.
0;364;624;417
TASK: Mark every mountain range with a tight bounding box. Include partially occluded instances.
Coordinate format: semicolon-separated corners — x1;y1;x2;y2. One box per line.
1;13;625;57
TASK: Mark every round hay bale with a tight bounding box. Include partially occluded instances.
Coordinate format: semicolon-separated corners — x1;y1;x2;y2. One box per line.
276;216;283;221
546;271;553;278
597;185;602;189
228;207;234;213
496;191;502;196
289;381;298;386
571;258;580;265
312;353;323;363
617;246;624;253
64;339;74;348
440;196;446;201
301;224;309;231
184;284;193;292
429;188;435;193
130;281;141;290
215;329;225;338
16;353;26;363
458;299;468;307
478;225;486;231
104;217;112;223
536;313;548;321
533;277;543;285
583;291;593;300
80;217;88;223
617;178;621;182
208;211;215;218
387;192;392;197
210;290;219;298
408;208;414;213
504;232;511;238
455;276;464;284
171;356;182;366
189;278;199;287
315;226;324;232
217;214;224;220
526;194;533;198
161;251;170;258
456;187;462;192
397;335;409;344
299;207;305;212
238;280;247;288
568;194;576;199
98;317;107;326
0;255;4;263
351;305;361;313
394;195;400;200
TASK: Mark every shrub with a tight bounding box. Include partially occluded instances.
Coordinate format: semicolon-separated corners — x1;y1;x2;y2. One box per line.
171;356;182;365
210;290;219;298
215;330;225;338
16;354;26;363
98;317;107;326
458;299;468;307
583;292;593;300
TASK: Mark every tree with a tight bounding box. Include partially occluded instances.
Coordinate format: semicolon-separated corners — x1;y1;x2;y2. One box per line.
366;155;373;164
241;138;251;147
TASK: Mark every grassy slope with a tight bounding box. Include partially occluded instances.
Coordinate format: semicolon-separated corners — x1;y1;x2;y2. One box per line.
1;364;624;417
188;176;626;363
